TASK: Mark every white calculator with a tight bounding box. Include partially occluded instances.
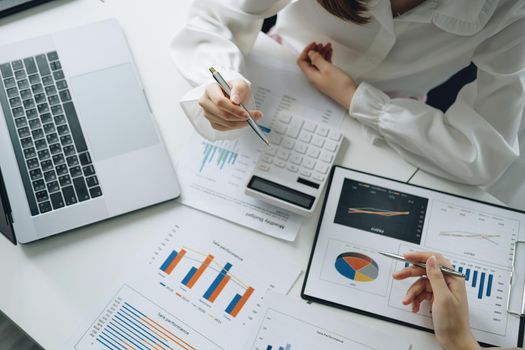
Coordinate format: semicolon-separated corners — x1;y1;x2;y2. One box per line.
245;114;343;216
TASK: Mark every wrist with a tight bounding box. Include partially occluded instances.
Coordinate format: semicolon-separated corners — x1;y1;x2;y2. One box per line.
337;78;357;110
442;334;480;350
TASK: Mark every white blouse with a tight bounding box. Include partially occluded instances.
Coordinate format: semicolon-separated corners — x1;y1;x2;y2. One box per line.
171;0;525;209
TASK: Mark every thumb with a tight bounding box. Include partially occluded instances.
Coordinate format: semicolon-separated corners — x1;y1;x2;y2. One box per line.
229;80;249;105
426;256;450;299
308;51;330;72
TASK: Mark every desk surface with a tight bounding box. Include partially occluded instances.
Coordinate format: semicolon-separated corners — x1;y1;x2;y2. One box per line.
0;1;500;349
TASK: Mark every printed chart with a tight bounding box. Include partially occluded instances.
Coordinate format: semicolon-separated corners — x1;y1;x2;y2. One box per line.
334;179;428;244
424;201;519;266
389;245;511;336
320;239;393;297
75;285;223;350
199;140;239;173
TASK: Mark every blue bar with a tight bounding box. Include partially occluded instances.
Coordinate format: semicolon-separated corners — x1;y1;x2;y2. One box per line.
160;251;178;272
123;303;147;318
487;274;493;297
226;294;242;314
108;323;146;350
465;269;470;281
472;270;478;288
478;272;486;299
285;345;291;350
404;262;409;268
203;263;232;300
458;266;463;273
266;346;273;350
99;332;125;350
279;347;284;350
115;313;168;349
182;267;197;286
98;334;121;350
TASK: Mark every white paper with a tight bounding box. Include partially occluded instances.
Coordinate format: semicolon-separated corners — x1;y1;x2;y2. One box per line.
244;293;411;350
176;53;346;240
73;205;302;350
303;167;525;347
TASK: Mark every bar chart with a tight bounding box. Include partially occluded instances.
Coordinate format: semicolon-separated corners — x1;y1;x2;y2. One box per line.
266;345;292;350
159;247;255;318
200;140;239;173
75;285;223;350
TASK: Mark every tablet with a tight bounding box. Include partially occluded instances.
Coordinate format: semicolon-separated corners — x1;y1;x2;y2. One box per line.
302;166;525;347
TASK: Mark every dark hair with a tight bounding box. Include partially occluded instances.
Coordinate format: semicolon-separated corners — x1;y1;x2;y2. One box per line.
316;0;370;24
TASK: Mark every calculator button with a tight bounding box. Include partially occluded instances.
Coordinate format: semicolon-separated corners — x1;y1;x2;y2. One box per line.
282;139;295;150
287;119;303;139
287;164;299;173
274;159;286;168
261;155;273;164
257;163;271;172
307;147;320;159
317;126;329;137
300;170;312;178
312;136;325;148
290;154;303;165
269;133;282;146
264;145;278;156
303;120;317;133
273;122;287;135
277;149;290;161
329;130;342;141
295;143;307;154
320;152;334;163
299;132;312;143
324;140;338;152
304;158;316;170
313;173;325;182
278;113;292;124
316;162;330;174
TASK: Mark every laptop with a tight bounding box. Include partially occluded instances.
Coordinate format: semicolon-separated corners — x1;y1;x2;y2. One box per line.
0;19;180;244
0;0;53;18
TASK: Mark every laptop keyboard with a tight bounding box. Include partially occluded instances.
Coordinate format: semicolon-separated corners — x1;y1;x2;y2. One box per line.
0;52;102;216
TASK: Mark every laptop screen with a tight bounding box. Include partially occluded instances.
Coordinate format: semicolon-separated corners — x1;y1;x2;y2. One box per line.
0;168;15;244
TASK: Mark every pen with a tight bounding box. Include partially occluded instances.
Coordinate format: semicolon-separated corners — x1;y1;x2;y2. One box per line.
209;67;269;145
380;252;466;278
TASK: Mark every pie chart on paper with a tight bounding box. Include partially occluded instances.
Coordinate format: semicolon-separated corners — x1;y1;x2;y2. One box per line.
335;252;379;282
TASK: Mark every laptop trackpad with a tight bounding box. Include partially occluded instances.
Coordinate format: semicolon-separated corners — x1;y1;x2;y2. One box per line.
69;63;158;161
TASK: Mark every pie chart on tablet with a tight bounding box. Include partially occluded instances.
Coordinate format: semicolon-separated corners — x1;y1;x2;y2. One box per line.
335;252;379;282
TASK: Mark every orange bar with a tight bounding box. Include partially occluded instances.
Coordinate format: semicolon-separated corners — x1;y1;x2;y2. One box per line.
230;287;255;317
208;275;231;303
165;249;187;274
186;254;214;288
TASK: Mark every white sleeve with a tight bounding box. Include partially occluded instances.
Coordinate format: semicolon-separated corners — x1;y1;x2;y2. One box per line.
171;0;290;141
349;19;525;186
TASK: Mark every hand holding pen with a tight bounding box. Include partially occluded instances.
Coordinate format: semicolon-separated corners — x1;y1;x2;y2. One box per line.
391;252;480;350
198;70;264;133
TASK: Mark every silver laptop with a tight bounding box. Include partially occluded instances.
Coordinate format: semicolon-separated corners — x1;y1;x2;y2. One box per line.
0;19;180;244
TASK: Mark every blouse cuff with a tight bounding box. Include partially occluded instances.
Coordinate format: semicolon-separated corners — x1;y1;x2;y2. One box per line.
349;82;391;132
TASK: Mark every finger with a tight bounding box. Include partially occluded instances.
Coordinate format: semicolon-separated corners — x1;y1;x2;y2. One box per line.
298;42;318;63
403;277;428;305
205;112;248;130
412;291;432;313
199;96;248;122
426;255;451;300
206;84;247;117
230;80;250;105
392;265;426;280
307;50;331;72
326;43;333;62
404;252;452;268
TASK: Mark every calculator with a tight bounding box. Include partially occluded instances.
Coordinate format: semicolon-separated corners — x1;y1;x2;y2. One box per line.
245;114;343;216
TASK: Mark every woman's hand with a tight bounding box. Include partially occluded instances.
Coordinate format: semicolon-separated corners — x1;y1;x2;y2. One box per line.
297;42;357;110
392;252;480;350
198;79;262;131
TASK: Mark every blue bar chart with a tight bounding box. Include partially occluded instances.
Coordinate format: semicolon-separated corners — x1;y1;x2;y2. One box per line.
266;345;292;350
200;140;239;172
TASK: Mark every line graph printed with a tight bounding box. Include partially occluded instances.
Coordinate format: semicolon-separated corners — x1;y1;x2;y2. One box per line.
348;208;411;217
439;231;501;245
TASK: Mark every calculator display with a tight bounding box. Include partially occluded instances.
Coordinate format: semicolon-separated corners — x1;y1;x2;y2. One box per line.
248;176;315;209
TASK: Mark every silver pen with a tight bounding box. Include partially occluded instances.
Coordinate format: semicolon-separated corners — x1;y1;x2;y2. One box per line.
380;251;466;278
209;67;269;145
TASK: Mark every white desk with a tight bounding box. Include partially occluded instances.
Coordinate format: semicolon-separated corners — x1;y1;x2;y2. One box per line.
0;1;491;349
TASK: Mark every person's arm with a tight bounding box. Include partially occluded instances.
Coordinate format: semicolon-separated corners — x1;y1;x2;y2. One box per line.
171;0;290;140
299;19;525;185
